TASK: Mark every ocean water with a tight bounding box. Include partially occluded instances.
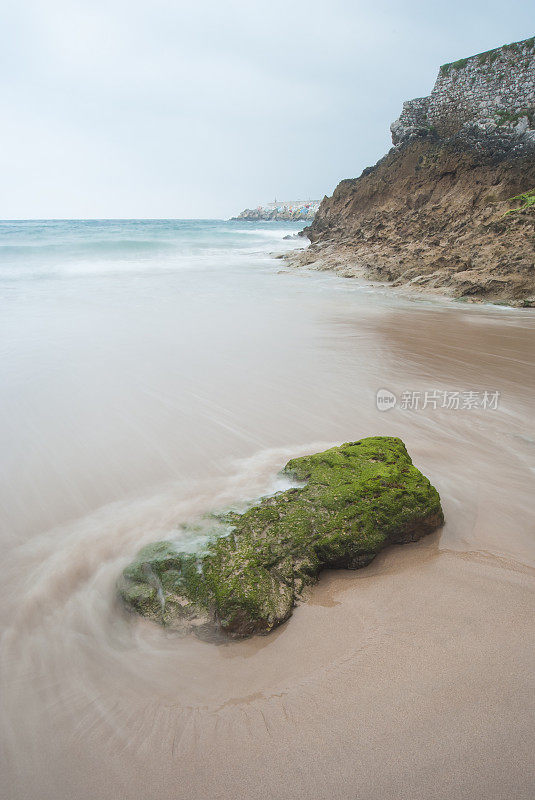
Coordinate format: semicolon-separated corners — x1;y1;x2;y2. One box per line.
0;219;309;538
1;219;534;800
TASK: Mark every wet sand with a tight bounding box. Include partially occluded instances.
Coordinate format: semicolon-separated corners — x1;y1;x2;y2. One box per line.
1;258;535;799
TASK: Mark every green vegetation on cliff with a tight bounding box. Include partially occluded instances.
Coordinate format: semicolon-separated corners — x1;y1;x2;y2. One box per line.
440;37;535;75
503;188;535;216
119;437;443;638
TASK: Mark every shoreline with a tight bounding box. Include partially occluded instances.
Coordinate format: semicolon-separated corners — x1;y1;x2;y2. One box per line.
283;244;535;308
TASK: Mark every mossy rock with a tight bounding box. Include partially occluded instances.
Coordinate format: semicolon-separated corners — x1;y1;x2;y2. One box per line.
118;437;444;638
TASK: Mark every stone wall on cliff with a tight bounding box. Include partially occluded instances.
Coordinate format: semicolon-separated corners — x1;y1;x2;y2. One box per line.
391;37;535;145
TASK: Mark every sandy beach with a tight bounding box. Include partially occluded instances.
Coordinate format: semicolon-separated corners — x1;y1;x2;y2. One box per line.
5;540;533;800
1;222;534;800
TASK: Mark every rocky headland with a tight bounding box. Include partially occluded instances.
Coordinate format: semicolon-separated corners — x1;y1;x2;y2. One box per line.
288;38;535;305
232;200;319;222
119;437;443;638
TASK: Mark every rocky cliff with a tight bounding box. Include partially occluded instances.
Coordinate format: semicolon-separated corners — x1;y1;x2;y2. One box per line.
289;38;535;305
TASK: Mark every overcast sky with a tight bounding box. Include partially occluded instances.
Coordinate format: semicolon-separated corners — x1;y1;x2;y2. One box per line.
1;1;533;218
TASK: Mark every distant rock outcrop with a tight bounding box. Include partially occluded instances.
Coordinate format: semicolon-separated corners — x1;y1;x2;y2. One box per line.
232;201;319;222
289;38;535;305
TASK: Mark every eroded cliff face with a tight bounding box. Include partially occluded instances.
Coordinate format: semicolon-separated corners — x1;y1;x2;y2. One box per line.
290;39;535;305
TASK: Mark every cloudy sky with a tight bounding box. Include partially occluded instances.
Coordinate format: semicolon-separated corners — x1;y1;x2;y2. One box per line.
2;1;533;218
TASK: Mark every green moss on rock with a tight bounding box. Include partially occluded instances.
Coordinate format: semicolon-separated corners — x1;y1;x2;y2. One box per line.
118;437;444;638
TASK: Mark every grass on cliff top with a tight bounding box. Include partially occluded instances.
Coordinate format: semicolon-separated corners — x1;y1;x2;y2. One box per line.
440;36;534;75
